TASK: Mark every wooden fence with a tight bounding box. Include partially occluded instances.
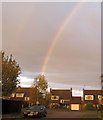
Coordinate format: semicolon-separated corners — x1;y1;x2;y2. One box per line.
2;99;23;114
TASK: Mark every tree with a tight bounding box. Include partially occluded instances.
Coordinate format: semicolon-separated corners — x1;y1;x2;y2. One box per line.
45;92;51;107
101;74;103;90
30;86;38;104
30;74;48;104
33;74;48;93
2;52;21;96
100;75;103;119
0;52;2;97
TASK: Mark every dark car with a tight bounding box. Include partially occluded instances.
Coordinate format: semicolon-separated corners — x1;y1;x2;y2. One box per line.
23;105;47;118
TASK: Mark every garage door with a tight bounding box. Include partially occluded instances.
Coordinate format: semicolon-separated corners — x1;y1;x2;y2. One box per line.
71;104;79;110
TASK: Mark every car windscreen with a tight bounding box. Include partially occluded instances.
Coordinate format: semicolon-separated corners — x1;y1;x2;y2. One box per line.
29;106;40;110
39;106;45;110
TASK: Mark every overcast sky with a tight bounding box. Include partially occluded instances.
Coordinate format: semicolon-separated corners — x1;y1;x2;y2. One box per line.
2;2;101;92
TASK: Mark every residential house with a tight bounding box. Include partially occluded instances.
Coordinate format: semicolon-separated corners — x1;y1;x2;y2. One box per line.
50;88;82;110
11;86;31;102
83;88;103;107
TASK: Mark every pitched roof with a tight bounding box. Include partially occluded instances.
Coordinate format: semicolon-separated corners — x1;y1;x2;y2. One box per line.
13;87;31;97
70;97;81;104
51;89;72;99
84;90;103;95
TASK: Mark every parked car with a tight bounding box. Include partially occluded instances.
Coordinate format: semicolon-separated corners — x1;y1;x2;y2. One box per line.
23;105;47;118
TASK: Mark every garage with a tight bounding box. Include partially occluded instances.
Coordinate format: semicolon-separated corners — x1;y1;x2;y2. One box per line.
71;104;80;110
70;97;81;111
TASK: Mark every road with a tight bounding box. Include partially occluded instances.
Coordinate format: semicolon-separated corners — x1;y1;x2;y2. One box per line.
2;110;99;119
46;110;85;118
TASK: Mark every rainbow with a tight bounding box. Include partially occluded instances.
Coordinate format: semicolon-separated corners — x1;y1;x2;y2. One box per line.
40;2;83;74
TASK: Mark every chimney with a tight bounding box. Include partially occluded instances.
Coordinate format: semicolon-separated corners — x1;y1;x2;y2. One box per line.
50;88;52;93
70;88;72;92
70;88;72;98
83;88;84;102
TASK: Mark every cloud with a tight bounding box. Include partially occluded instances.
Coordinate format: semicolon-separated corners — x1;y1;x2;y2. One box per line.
2;2;101;90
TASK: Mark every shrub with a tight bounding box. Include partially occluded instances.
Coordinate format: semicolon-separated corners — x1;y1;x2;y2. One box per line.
86;102;94;110
55;104;58;109
82;104;87;111
23;101;29;108
99;104;103;111
63;105;67;109
51;104;58;109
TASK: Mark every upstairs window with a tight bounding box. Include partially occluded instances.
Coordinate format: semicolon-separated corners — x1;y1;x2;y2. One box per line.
85;95;94;100
98;95;102;100
11;93;15;97
24;97;26;101
25;97;30;101
51;96;59;100
16;93;24;97
27;97;30;101
60;100;64;103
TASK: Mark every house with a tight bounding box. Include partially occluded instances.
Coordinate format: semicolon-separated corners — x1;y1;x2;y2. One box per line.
50;88;82;110
83;88;103;106
10;86;31;102
50;88;72;106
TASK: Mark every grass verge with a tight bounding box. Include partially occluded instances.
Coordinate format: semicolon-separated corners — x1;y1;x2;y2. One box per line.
78;113;98;120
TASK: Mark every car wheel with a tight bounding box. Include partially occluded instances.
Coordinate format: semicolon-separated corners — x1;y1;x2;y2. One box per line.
43;113;46;117
23;115;27;118
38;113;41;118
44;114;46;117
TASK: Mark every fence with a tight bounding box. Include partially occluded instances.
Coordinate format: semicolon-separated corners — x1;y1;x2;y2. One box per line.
2;99;23;114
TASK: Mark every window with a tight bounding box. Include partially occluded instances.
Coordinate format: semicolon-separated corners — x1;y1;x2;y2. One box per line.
16;93;24;97
51;103;58;105
98;95;102;100
51;96;59;100
25;97;30;101
60;99;70;103
27;97;30;101
71;104;79;110
25;97;27;101
60;100;63;103
11;93;15;97
85;95;94;100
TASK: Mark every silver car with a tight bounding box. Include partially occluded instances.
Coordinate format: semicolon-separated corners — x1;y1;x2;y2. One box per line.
23;105;47;118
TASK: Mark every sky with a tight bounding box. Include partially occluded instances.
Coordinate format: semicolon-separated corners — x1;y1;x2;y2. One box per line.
2;2;101;95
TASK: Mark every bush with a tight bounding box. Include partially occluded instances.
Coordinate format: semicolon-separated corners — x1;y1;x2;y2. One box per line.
86;102;94;110
99;104;103;111
62;105;67;109
51;104;58;109
82;104;87;111
23;101;29;108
